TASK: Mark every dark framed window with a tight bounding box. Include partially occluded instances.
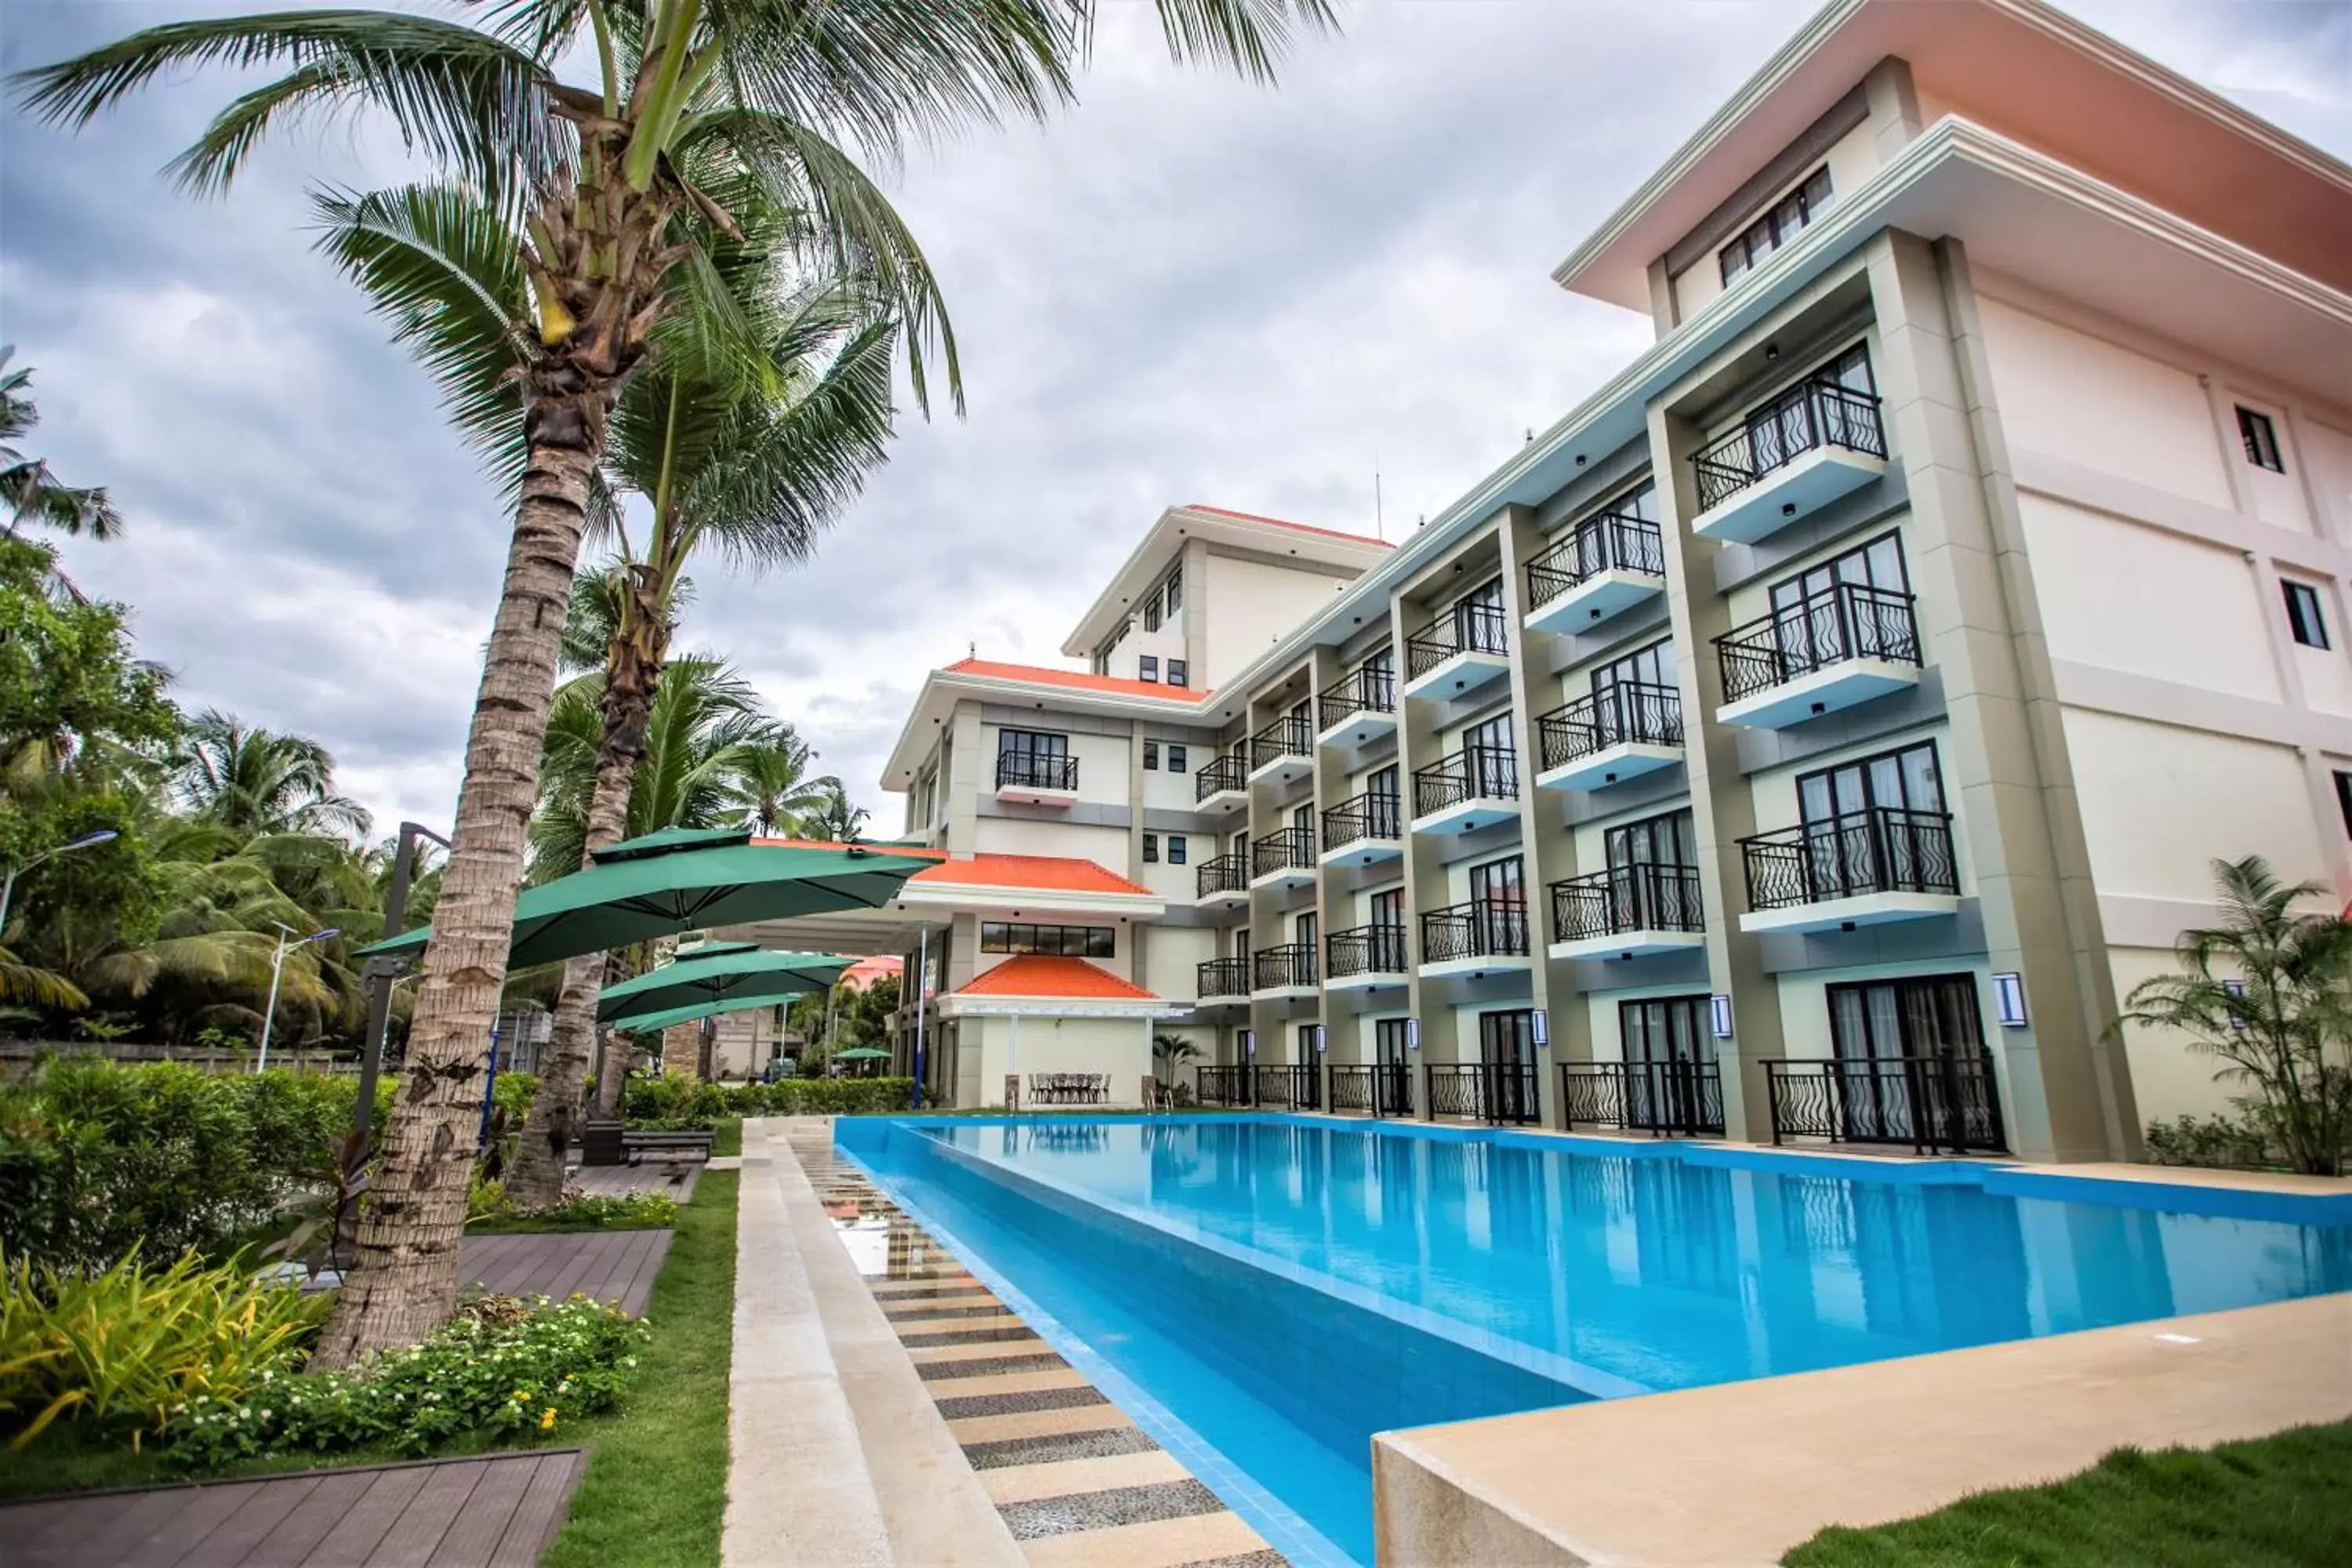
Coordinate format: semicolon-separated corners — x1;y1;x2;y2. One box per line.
1168;835;1188;865
1827;974;1987;1064
1142;586;1163;633
2336;771;2352;839
1605;808;1697;871
1138;655;1159;683
1143;833;1160;863
981;922;1114;958
1719;165;1834;286
1143;740;1160;770
1167;744;1188;772
2284;580;2329;649
1167;658;1189;688
2238;406;2285;473
998;728;1067;759
1165;569;1183;614
1798;739;1943;824
1621;995;1715;1065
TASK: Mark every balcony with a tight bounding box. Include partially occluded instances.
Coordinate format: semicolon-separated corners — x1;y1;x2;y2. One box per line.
1688;377;1887;544
1739;808;1961;935
1411;745;1519;837
1319;792;1402;869
1194;751;1248;813
1403;601;1511;700
1558;1061;1724;1137
1325;924;1408;991
995;751;1077;806
1250;942;1318;997
1763;1054;2005;1153
1328;1062;1414;1117
1317;664;1397;748
1425;1062;1540;1126
1418;900;1530;979
1195;956;1250;1004
1250;826;1316;891
1548;864;1706;961
1523;510;1667;635
1252;1062;1322;1112
1247;715;1313;786
1534;682;1683;793
1713;583;1921;728
1195;852;1249;916
1194;1062;1251;1105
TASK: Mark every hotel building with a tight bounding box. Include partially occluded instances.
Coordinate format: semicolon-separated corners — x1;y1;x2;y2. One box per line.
857;0;2352;1163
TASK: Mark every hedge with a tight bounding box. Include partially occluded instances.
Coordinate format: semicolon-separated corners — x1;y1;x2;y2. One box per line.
621;1076;914;1125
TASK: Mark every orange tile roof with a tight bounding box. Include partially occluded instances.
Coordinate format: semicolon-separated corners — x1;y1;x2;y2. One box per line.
750;837;947;859
942;658;1210;702
1185;505;1393;548
840;954;903;992
911;853;1155;898
953;954;1161;1001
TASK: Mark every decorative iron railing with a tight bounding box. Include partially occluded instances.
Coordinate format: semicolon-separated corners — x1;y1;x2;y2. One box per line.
1425;1061;1540;1125
1196;956;1250;1000
1536;682;1682;771
1741;808;1958;911
1321;793;1401;851
1691;376;1887;512
1194;1064;1252;1107
1249;715;1313;772
995;752;1076;790
1557;1061;1724;1136
1325;1062;1414;1116
1250;942;1317;991
1419;901;1530;962
1550;864;1705;942
1714;581;1921;705
1405;601;1510;681
1252;1062;1321;1111
1250;826;1316;880
1763;1054;2005;1153
1195;751;1248;802
1196;853;1248;901
1326;924;1408;978
1525;509;1665;608
1413;744;1518;818
1318;663;1396;731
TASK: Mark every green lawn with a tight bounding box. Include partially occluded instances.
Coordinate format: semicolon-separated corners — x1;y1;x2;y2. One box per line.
710;1116;742;1156
1784;1419;2352;1567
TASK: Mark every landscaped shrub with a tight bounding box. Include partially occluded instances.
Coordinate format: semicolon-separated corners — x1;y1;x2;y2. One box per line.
619;1076;913;1126
165;1293;648;1466
467;1183;678;1232
0;1248;328;1450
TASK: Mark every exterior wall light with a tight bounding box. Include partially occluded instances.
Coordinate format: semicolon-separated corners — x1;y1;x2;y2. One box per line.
1991;972;2028;1028
1710;995;1733;1039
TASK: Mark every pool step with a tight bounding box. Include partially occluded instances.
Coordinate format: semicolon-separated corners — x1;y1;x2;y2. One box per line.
779;1121;1294;1568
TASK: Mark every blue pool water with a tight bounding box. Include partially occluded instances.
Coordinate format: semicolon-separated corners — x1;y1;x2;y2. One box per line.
838;1116;2352;1566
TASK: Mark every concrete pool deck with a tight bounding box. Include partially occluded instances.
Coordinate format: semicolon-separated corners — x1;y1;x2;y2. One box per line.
1374;1290;2352;1566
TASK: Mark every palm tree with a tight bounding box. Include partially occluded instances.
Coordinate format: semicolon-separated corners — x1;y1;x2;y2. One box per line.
803;780;868;843
2115;855;2352;1176
172;710;373;840
723;729;839;836
0;350;122;542
20;0;1337;1363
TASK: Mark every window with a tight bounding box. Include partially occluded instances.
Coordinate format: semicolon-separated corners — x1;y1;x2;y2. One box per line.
1798;740;1943;825
1621;996;1715;1066
1164;569;1182;614
2284;580;2329;649
1168;835;1187;865
1138;655;1159;683
1719;165;1833;286
1143;741;1160;770
1605;808;1697;872
1167;658;1189;688
2336;772;2352;839
1143;833;1160;862
2238;406;2285;473
981;922;1114;957
1142;587;1163;633
1463;711;1515;797
1167;744;1188;773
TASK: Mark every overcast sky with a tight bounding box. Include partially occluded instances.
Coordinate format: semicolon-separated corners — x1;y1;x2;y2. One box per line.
4;1;2347;840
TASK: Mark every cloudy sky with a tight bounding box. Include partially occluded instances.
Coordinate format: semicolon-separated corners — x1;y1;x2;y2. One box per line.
4;2;2347;840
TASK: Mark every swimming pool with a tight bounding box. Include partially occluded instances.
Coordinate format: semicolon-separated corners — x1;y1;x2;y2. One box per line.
838;1115;2352;1566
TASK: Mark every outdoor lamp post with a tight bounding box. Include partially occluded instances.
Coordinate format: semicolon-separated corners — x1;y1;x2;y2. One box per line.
0;829;118;931
255;923;339;1072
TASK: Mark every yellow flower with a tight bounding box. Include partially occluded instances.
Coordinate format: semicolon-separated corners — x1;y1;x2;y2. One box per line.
540;1409;558;1431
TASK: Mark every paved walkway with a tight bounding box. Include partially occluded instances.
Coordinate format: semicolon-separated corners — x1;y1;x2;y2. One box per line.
569;1160;702;1202
0;1451;583;1568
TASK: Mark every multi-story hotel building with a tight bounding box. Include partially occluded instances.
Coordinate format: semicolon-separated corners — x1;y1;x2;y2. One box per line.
858;0;2352;1163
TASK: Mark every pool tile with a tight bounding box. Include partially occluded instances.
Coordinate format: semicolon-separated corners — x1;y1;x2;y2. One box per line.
963;1425;1161;1471
930;1377;1103;1415
978;1448;1189;1504
997;1478;1225;1540
949;1404;1138;1445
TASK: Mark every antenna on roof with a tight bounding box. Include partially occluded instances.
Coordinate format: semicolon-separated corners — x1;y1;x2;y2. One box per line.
1374;455;1383;543
968;640;976;660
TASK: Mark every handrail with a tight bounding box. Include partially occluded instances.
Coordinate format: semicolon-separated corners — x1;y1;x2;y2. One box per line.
1714;580;1920;703
1195;956;1250;999
1318;662;1396;731
1762;1054;2005;1153
1691;375;1887;512
1413;743;1519;817
1250;942;1316;990
1249;715;1313;771
1419;900;1530;960
1525;509;1664;608
1196;852;1248;900
1321;791;1402;850
1425;1061;1540;1125
1405;600;1510;680
1536;682;1682;771
1250;825;1316;879
1557;1060;1724;1136
1740;807;1957;909
996;752;1076;790
1194;1063;1252;1106
1195;751;1247;802
1326;924;1408;977
1252;1062;1321;1111
1550;864;1704;940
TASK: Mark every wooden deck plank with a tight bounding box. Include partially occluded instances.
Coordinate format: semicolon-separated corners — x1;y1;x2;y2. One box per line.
245;1469;379;1566
363;1458;488;1568
293;1464;432;1567
116;1479;256;1568
416;1454;540;1566
600;1229;661;1312
50;1485;193;1566
486;1451;584;1568
2;1497;93;1556
167;1477;322;1568
621;1230;675;1316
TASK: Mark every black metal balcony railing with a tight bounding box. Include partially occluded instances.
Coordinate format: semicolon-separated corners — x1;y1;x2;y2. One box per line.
1551;864;1705;942
1764;1054;2005;1153
1742;808;1958;912
1326;924;1408;978
1691;376;1888;512
1413;744;1519;818
1196;956;1250;1000
1405;601;1510;681
1318;663;1396;731
1195;750;1247;803
1321;792;1401;851
1426;1062;1540;1126
1329;1062;1414;1117
1558;1061;1725;1137
996;751;1076;791
1536;682;1682;772
1253;1062;1321;1112
1250;826;1316;880
1196;853;1248;901
1195;1063;1252;1107
1419;901;1530;962
1525;509;1665;608
1249;715;1313;772
1251;942;1317;990
1715;581;1922;706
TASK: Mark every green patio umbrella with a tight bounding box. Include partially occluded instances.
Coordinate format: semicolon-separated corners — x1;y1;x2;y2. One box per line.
834;1047;891;1061
604;985;815;1037
358;828;936;969
596;942;849;1023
